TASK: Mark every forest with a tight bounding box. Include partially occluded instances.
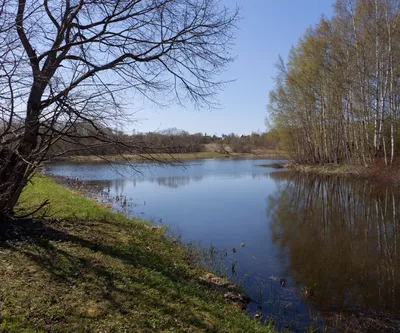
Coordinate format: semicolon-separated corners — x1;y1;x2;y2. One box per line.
268;0;400;166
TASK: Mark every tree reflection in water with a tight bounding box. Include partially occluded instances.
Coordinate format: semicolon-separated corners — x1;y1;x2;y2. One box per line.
267;172;400;325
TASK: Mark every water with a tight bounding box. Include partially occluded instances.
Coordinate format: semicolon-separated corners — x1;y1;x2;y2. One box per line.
44;159;400;332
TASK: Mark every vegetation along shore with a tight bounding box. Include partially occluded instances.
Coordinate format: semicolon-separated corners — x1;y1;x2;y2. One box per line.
260;161;400;187
0;175;274;333
56;150;287;163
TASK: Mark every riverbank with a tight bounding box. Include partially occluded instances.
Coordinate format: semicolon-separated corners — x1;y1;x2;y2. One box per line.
293;162;400;185
0;176;273;333
260;162;368;174
54;150;287;163
262;161;400;186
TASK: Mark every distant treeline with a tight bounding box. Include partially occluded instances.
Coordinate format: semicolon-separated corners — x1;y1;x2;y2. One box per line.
268;0;400;166
44;124;281;157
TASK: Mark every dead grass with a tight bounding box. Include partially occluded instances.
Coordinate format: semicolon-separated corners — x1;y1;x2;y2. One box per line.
52;150;288;163
287;161;400;187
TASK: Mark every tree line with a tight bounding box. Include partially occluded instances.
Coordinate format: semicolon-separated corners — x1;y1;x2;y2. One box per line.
41;123;281;157
268;0;400;165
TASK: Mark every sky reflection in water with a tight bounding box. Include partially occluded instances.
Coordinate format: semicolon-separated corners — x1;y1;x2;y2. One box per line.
45;159;400;332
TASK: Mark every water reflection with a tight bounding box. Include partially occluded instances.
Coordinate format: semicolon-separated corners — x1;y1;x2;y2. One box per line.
268;172;400;316
90;173;272;191
152;176;203;188
46;159;400;331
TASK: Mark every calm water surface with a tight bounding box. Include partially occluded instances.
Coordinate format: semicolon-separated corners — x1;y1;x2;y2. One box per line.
44;159;400;332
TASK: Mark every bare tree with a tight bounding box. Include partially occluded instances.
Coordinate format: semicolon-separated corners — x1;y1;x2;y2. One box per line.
0;0;238;219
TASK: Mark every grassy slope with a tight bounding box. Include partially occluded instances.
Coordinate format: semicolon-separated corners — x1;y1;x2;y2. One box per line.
0;176;273;333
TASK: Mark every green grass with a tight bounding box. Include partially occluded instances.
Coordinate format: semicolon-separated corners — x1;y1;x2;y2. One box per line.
0;176;275;333
17;176;128;222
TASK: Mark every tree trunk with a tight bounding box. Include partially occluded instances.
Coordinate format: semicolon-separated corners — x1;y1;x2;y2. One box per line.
0;150;32;220
373;0;381;155
0;84;43;220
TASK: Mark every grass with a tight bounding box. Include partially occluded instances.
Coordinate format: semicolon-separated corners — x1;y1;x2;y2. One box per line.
288;163;361;175
0;175;274;333
275;159;400;189
288;162;400;189
257;163;286;169
58;150;287;163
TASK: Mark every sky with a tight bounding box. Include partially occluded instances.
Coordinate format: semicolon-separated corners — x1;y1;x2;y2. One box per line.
131;0;335;136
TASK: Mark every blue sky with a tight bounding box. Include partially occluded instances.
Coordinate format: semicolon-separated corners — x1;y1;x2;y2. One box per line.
132;0;334;136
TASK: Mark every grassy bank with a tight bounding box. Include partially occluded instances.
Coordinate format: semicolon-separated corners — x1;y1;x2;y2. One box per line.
286;163;365;176
259;162;363;175
270;162;400;187
0;176;273;333
57;151;287;163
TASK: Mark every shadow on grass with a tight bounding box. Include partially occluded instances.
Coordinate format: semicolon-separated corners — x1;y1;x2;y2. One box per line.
0;218;251;332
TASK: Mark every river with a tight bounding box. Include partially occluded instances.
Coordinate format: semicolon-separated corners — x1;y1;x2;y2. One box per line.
44;158;400;332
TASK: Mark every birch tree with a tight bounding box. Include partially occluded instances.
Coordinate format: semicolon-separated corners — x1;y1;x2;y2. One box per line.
268;0;400;166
